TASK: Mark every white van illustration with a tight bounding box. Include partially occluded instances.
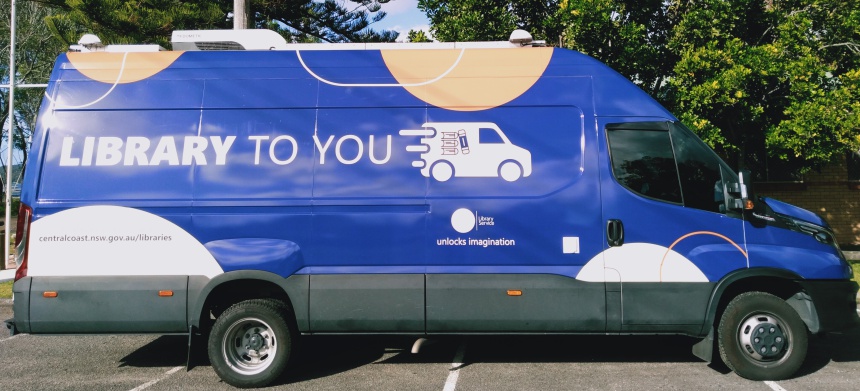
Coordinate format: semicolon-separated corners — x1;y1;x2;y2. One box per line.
400;122;532;182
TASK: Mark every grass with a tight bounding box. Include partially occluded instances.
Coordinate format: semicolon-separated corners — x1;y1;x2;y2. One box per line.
852;260;860;284
0;281;11;299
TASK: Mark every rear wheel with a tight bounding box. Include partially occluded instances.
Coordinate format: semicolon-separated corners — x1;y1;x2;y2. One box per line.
718;292;808;380
208;299;294;388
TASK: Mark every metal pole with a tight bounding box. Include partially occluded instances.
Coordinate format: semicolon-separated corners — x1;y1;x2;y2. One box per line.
234;0;249;29
4;0;17;270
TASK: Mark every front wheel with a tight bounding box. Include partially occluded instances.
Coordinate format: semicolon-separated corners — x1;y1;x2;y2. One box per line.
718;292;808;380
208;299;294;388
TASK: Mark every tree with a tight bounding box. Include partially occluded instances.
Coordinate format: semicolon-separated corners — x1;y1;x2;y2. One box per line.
407;29;431;42
42;0;399;47
1;1;66;173
558;0;676;100
669;0;860;175
419;0;859;175
418;0;560;42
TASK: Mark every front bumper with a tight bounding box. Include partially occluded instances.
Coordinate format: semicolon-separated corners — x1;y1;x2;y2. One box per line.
801;279;860;333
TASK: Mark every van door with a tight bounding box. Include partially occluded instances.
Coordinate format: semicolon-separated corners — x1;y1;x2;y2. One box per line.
423;106;606;333
599;121;747;333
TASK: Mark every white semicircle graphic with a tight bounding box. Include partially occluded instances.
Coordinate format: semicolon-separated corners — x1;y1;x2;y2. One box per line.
576;243;708;283
27;205;223;279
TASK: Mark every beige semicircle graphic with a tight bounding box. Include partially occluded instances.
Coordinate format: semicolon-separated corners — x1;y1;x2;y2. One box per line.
381;47;553;111
66;51;184;84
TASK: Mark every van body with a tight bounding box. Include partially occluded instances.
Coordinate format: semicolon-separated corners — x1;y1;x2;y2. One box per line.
6;32;858;387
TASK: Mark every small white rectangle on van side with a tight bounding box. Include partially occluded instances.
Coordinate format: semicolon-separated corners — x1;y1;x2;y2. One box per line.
563;237;580;254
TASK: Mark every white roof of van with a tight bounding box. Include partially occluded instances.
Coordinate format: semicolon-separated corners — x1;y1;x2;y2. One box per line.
170;29;544;51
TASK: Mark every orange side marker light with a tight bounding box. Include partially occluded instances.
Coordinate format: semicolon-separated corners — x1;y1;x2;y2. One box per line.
43;291;58;298
158;290;174;297
507;290;523;296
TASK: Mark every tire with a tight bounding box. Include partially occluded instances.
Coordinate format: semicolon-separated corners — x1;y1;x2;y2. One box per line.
717;292;808;380
499;161;523;182
208;299;294;388
431;161;454;182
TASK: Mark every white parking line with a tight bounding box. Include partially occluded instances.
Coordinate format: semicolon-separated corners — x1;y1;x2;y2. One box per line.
128;366;183;391
764;381;788;391
442;342;467;391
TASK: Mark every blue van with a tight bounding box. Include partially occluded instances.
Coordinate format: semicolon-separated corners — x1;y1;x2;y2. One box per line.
6;29;858;388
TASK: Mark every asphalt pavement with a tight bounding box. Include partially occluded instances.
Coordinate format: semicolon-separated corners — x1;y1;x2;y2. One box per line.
1;304;859;391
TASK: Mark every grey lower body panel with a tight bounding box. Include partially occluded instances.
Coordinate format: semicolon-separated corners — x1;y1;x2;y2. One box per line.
620;282;716;335
14;273;719;337
309;274;424;332
11;277;32;333
308;273;608;333
426;274;606;332
27;276;189;333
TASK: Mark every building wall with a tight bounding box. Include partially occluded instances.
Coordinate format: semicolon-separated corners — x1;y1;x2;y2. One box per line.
757;157;860;247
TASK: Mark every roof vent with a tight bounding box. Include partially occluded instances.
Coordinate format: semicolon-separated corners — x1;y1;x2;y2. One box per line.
171;29;288;51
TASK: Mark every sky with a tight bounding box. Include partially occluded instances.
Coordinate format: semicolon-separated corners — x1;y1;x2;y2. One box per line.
369;0;432;42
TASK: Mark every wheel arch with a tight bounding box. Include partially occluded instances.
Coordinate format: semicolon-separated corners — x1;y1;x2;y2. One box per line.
692;268;813;364
189;271;309;333
702;268;813;336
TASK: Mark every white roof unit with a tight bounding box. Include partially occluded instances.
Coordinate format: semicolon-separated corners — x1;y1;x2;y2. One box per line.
169;29;544;51
69;34;165;52
171;29;289;51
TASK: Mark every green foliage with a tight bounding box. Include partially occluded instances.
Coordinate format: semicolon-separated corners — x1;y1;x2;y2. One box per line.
415;1;860;174
41;0;399;47
43;0;226;47
407;29;431;43
1;1;66;171
418;0;560;42
669;0;860;173
0;198;21;216
558;0;675;99
418;0;516;42
855;261;860;284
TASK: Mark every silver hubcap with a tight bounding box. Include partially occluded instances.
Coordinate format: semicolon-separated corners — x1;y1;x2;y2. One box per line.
739;314;788;361
222;317;278;375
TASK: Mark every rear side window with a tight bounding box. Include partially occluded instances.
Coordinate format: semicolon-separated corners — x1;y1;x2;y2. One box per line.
607;127;682;204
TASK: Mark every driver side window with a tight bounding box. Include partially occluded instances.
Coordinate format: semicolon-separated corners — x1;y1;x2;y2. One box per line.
607;122;727;213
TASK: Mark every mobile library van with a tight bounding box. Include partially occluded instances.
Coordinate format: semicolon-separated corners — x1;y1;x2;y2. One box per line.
6;29;858;387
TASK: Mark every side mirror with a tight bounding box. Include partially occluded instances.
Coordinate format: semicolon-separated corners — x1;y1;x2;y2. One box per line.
727;169;755;211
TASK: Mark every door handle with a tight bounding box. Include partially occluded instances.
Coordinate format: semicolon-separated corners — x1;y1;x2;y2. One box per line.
607;219;624;247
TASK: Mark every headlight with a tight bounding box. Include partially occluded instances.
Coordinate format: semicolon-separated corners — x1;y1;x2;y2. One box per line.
790;218;838;247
